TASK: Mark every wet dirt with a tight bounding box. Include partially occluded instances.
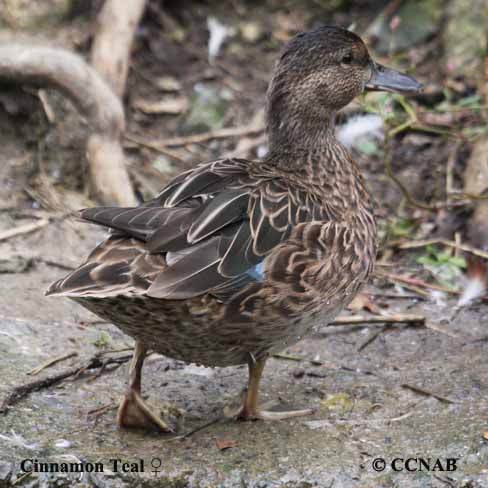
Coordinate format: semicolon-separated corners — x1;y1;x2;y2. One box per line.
0;219;487;487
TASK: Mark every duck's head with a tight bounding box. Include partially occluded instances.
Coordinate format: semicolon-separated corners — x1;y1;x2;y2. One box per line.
266;26;422;149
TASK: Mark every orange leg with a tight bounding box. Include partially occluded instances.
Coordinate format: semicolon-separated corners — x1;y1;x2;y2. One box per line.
227;356;315;421
117;342;176;432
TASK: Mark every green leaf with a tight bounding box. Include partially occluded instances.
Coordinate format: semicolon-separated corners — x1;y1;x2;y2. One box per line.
417;255;439;266
93;330;112;349
448;256;467;269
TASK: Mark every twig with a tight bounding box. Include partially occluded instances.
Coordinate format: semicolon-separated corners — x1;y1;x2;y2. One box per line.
0;211;75;242
383;135;475;211
11;471;32;486
87;402;118;426
376;270;461;295
394;238;488;261
0;353;132;415
174;416;225;441
272;353;304;362
372;292;426;300
446;142;461;200
272;354;382;378
424;322;460;339
27;352;78;376
35;257;76;271
37;89;55;123
329;313;425;326
124;134;186;163
401;383;457;404
128;124;265;149
0;218;49;241
356;328;385;352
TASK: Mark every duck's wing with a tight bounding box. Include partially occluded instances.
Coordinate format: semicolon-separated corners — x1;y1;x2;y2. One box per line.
47;158;328;301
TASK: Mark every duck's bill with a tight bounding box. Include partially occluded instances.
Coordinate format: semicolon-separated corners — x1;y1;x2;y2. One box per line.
366;63;423;94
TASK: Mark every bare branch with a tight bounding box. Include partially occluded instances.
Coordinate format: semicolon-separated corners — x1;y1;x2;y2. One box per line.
0;44;137;206
0;44;124;136
91;0;147;97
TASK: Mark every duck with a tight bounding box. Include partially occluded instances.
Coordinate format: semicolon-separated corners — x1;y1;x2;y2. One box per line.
46;26;422;432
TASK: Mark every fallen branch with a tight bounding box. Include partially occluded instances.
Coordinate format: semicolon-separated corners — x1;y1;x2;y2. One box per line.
0;44;136;206
0;353;132;415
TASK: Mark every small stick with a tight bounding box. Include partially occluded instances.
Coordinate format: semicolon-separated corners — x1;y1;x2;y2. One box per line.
87;402;118;425
372;292;426;300
376;270;460;295
128;124;265;149
394;238;488;261
124;134;186;162
445;142;461;200
272;353;304;362
0;218;49;242
0;354;132;415
329;314;425;326
424;322;460;339
35;258;76;271
27;352;78;376
401;383;457;404
356;328;384;352
272;354;382;378
174;416;224;441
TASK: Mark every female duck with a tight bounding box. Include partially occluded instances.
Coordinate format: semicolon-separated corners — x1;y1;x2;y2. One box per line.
47;26;421;431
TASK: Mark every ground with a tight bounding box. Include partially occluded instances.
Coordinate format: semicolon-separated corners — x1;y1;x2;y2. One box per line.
0;1;487;487
1;219;487;487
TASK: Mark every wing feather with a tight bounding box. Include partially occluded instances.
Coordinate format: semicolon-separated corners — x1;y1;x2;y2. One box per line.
50;157;332;302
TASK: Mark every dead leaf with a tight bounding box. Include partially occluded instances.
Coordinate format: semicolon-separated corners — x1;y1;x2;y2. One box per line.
347;293;383;315
154;76;181;92
320;393;354;412
133;96;189;115
483;431;488;441
216;438;239;450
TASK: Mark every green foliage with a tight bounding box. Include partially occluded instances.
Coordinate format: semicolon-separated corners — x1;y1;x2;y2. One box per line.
93;330;113;349
416;245;466;288
416;245;466;269
388;217;417;238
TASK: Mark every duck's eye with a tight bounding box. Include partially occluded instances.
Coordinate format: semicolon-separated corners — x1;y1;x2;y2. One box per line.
341;53;353;65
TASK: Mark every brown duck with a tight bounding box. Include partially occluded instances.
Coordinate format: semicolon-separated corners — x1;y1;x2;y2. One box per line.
47;26;422;431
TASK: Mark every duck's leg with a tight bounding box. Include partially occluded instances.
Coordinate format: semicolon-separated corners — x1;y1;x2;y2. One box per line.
117;342;174;432
227;356;315;421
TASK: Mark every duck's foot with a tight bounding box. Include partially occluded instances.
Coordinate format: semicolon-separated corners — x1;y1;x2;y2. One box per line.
117;341;183;433
224;356;315;421
224;389;315;421
117;389;181;432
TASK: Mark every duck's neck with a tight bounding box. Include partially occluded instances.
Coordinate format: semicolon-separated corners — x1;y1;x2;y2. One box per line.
266;109;338;159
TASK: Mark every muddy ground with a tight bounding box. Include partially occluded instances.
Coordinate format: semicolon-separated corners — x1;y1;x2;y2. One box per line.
0;216;487;487
1;0;487;487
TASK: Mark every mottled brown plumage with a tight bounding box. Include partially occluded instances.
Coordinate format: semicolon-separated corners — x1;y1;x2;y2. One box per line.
47;26;422;430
